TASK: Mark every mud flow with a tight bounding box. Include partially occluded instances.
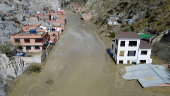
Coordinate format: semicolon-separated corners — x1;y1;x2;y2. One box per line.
8;10;170;96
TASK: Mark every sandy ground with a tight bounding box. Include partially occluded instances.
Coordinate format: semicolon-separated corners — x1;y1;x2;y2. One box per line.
7;10;170;96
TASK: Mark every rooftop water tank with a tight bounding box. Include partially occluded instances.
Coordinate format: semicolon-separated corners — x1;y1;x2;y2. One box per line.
29;29;36;34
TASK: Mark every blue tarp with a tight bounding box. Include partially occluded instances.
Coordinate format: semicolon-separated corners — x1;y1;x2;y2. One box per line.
16;53;24;56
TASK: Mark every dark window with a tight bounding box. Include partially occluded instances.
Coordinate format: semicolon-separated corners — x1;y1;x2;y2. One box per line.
128;51;136;56
35;46;40;50
141;51;147;55
116;39;118;45
52;28;56;32
112;44;114;49
129;41;137;47
35;38;43;43
24;39;30;43
120;41;125;47
119;60;123;64
15;38;20;43
115;48;117;55
140;60;146;64
26;46;31;50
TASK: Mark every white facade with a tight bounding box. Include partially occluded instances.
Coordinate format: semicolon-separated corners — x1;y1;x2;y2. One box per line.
110;34;152;64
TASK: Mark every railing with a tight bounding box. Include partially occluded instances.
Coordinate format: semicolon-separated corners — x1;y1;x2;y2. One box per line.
41;44;53;62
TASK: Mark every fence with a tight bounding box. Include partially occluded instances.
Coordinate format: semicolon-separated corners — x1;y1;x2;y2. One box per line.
41;44;53;62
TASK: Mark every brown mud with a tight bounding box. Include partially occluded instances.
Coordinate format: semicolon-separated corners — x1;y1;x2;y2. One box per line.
7;10;170;96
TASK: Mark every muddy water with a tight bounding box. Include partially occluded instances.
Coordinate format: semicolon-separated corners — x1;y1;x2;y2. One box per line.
8;11;170;96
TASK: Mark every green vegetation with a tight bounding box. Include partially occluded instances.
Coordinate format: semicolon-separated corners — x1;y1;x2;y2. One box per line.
19;0;22;2
118;2;129;9
107;9;113;14
120;25;125;28
109;32;115;38
123;26;134;32
101;20;105;26
29;65;41;73
4;2;8;5
0;43;12;56
61;1;69;7
133;0;170;34
14;20;20;24
46;79;53;85
145;12;151;18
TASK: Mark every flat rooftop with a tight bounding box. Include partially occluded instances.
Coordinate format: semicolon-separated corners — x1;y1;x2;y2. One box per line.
16;31;44;35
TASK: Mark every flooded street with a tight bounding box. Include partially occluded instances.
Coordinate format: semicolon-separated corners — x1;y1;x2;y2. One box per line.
8;11;170;96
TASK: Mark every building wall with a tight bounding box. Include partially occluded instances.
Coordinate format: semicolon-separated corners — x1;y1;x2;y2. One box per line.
22;46;42;52
111;35;152;64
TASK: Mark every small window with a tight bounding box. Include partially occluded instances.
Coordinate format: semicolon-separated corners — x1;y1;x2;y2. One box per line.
120;41;125;47
119;51;124;56
129;41;137;47
141;51;147;55
26;46;31;50
119;60;123;64
112;44;114;49
115;48;117;55
140;60;146;64
35;46;40;50
116;39;118;45
35;38;43;42
15;38;20;43
24;39;30;43
128;51;136;56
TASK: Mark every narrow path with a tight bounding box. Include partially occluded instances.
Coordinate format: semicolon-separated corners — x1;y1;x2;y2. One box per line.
8;11;170;96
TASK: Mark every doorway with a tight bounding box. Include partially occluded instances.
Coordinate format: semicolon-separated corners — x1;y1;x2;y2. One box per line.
127;60;130;64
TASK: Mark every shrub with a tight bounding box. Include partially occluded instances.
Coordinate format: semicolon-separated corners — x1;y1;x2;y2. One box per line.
46;79;53;85
19;0;22;2
107;9;113;14
101;20;105;26
109;32;115;38
120;25;125;28
145;12;151;18
14;20;20;24
4;2;8;5
29;65;41;73
0;43;12;56
148;16;156;23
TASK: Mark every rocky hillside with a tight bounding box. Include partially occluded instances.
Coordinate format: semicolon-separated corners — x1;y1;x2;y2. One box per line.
64;0;170;63
0;0;62;96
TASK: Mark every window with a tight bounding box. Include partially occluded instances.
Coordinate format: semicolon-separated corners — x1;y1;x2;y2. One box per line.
115;48;117;55
112;44;114;49
140;60;146;64
141;51;147;55
35;46;40;50
119;60;123;64
120;41;125;47
129;41;137;47
35;38;43;43
24;39;30;43
128;51;136;56
52;28;56;32
116;39;118;45
14;38;20;43
26;46;31;50
119;51;124;56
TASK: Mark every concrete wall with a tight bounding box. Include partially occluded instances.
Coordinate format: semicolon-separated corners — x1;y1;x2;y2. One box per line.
111;35;152;64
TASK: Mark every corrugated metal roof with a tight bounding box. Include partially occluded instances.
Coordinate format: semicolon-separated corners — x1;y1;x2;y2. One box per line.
123;64;170;87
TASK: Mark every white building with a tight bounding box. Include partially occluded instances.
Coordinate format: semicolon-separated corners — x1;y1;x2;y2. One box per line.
110;32;152;64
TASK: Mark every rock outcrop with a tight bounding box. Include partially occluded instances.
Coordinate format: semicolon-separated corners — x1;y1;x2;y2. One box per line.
0;54;28;96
